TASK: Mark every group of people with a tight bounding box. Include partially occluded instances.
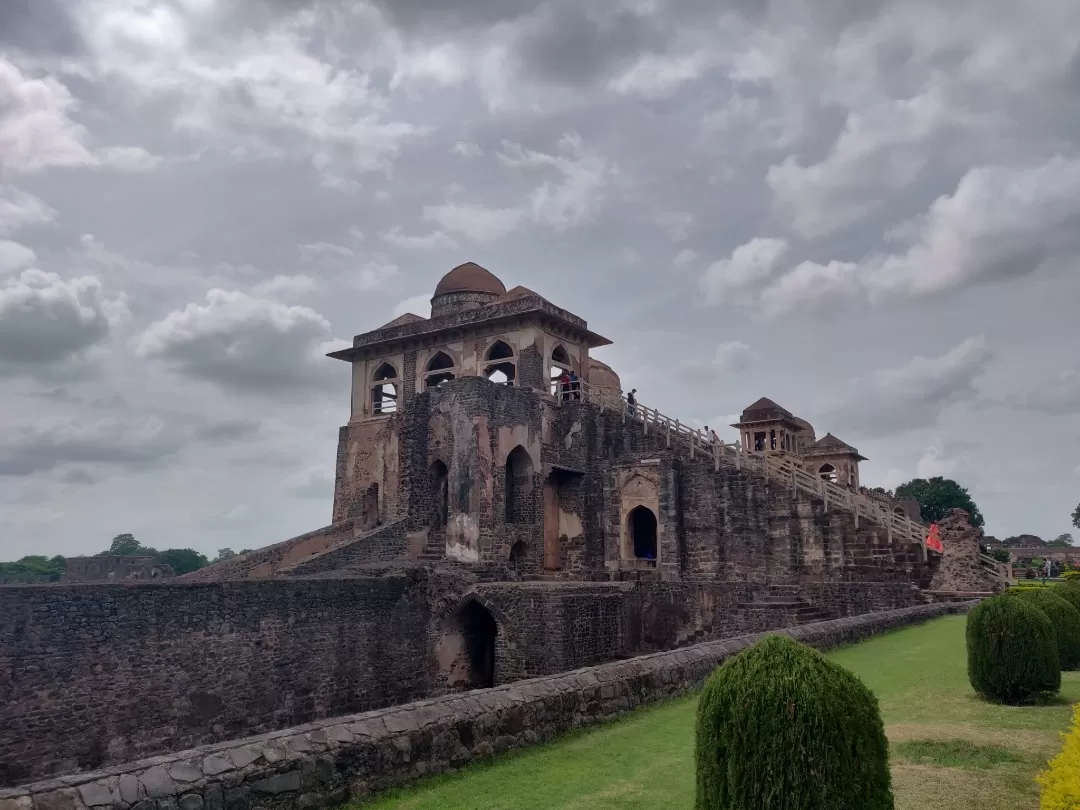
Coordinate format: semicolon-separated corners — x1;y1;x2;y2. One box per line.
557;371;581;402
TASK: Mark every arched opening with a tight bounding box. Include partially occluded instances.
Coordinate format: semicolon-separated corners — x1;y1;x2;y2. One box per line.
893;505;906;516
371;363;399;415
818;463;837;483
504;446;534;524
484;340;516;386
426;352;455;388
430;460;449;528
549;344;573;399
438;600;497;690
508;540;527;578
628;506;658;561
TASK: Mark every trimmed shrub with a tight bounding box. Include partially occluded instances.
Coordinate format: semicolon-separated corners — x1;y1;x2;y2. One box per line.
695;634;892;810
1037;703;1080;809
1009;589;1080;670
967;595;1060;704
1053;581;1080;612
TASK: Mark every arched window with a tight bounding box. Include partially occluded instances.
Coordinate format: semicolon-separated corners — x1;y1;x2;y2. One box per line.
549;344;573;398
893;505;906;516
818;463;837;483
628;506;658;562
371;363;399;415
504;446;533;523
485;340;516;386
426;351;455;389
431;460;449;527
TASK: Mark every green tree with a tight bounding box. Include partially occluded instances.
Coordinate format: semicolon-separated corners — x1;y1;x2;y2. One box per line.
895;476;985;527
156;548;210;575
105;533;143;556
1050;533;1075;548
1073;502;1080;530
214;548;236;562
238;549;253;555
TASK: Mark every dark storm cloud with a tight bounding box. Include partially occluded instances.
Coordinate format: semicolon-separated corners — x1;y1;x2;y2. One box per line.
0;0;86;56
514;6;671;85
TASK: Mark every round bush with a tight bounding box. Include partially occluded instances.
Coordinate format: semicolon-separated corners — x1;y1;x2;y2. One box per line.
1054;581;1080;612
695;634;892;810
1009;588;1080;670
967;595;1060;704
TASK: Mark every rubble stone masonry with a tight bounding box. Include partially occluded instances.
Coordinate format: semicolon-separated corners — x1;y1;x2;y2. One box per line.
0;602;969;810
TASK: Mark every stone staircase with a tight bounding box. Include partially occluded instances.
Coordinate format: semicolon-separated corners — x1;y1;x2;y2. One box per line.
573;379;959;573
416;528;446;561
737;584;835;623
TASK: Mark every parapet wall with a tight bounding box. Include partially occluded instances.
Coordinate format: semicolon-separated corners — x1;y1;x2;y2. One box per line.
179;521;360;582
0;576;434;787
0;602;971;810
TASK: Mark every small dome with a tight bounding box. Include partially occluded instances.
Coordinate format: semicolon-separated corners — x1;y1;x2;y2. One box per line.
793;416;816;438
434;262;506;297
588;357;622;394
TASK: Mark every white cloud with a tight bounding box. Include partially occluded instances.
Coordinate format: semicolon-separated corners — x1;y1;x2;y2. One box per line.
0;186;57;236
711;341;755;372
699;237;789;304
452;141;483;158
673;248;698;267
134;289;344;394
0;57;96;173
498;133;616;230
423;201;525;243
355;261;399;291
380;227;458;250
915;444;959;479
0;240;37;274
861;155;1080;301
72;2;427;175
767;91;959;238
759;260;860;319
393;294;432;319
93;145;164;172
656;210;694;242
0;58;162;175
825;336;994;436
251;274;319;298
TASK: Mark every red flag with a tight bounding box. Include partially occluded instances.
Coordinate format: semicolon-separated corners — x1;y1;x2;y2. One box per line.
926;523;944;553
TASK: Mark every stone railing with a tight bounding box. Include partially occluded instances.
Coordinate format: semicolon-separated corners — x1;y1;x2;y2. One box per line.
979;553;1012;581
0;602;971;810
570;379;933;550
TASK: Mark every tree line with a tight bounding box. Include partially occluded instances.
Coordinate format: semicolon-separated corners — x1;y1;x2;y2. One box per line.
0;534;251;580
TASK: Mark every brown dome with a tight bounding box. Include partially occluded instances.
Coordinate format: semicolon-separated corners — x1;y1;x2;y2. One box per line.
434;262;506;297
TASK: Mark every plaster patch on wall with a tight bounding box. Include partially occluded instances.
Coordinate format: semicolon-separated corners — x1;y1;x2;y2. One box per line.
563;421;582;450
447;514;481;562
558;508;583;540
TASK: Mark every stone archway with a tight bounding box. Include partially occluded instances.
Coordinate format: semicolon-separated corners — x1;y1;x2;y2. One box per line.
437;599;498;690
628;505;658;560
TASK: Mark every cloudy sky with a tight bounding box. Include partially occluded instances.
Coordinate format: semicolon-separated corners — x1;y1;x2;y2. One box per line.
2;0;1079;560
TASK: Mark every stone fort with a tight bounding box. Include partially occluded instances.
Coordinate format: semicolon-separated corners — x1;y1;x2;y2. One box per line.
1;262;960;791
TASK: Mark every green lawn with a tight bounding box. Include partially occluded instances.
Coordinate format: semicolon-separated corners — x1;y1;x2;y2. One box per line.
359;616;1080;810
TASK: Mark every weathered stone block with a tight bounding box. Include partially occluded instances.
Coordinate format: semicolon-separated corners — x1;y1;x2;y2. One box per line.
139;769;176;800
249;772;301;796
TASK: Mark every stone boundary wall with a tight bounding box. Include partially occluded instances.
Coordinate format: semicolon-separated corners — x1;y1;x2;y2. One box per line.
179;522;360;582
0;602;972;810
